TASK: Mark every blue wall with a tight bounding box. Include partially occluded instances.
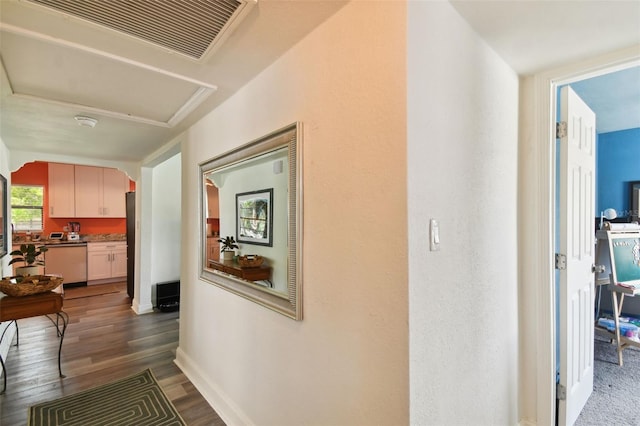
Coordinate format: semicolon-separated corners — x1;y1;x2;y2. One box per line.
597;127;640;216
597;127;640;317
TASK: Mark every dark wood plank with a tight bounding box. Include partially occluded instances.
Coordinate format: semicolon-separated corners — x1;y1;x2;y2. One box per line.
0;292;63;321
0;283;225;425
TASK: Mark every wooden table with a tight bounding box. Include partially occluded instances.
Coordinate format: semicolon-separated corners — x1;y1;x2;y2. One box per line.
208;258;272;285
0;291;68;394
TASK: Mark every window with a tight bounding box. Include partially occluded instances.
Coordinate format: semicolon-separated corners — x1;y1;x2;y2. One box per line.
11;185;44;231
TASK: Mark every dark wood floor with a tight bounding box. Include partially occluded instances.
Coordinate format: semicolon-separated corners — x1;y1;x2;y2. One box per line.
0;283;225;426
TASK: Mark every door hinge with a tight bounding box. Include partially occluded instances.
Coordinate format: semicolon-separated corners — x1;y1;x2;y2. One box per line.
556;121;567;138
555;253;567;270
557;383;566;401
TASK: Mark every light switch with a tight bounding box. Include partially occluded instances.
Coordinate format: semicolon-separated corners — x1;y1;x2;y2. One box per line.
430;219;440;251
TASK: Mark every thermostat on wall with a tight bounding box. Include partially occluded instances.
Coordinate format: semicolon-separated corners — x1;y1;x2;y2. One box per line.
49;232;64;240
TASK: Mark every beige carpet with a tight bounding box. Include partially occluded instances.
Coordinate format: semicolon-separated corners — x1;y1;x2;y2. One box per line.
575;334;640;425
63;283;125;299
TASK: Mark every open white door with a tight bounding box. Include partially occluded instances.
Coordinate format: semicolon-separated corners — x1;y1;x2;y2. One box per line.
557;86;596;425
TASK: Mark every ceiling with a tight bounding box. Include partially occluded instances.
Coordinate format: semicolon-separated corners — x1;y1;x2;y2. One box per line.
1;1;639;165
0;0;348;163
570;67;640;134
451;0;640;134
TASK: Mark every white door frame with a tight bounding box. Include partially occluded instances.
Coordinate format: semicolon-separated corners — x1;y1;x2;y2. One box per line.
528;46;640;424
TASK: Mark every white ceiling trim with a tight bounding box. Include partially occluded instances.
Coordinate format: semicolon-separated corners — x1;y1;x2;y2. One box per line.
0;23;218;88
550;52;640;87
1;22;217;127
0;56;14;93
9;92;171;127
7;86;216;128
166;86;213;128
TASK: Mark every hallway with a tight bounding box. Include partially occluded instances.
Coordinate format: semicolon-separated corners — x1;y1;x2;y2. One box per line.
0;285;223;425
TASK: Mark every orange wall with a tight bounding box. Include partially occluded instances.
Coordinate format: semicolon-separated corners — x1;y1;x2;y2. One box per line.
12;161;135;235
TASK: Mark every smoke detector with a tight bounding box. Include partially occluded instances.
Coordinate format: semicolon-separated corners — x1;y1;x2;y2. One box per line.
74;115;98;128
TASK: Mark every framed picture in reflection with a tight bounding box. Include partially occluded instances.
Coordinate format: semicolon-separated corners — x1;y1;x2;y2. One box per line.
236;188;273;246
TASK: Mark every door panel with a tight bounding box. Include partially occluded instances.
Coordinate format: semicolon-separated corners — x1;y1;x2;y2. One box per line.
558;86;596;426
87;251;112;280
102;168;127;218
75;165;102;217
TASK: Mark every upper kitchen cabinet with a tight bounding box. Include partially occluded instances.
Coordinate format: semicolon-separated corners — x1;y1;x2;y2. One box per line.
75;166;129;218
48;163;76;218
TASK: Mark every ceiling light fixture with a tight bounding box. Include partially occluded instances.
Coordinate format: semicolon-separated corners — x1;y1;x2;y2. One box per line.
74;115;98;128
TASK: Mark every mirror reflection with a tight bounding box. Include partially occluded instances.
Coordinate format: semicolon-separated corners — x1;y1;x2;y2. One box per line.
200;123;302;319
204;148;288;294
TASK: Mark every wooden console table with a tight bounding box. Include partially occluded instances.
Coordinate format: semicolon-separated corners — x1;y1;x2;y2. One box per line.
0;291;68;394
208;259;272;285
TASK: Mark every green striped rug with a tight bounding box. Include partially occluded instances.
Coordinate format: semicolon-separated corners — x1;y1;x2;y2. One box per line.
28;369;186;426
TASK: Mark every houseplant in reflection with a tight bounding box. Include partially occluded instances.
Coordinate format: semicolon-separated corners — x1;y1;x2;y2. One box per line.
218;236;239;261
9;243;48;276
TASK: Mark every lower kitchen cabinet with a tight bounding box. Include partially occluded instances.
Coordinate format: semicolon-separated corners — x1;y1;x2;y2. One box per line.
206;237;220;260
44;243;88;285
87;241;127;283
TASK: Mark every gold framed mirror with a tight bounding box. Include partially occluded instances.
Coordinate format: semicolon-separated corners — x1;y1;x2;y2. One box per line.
199;123;302;320
0;174;6;259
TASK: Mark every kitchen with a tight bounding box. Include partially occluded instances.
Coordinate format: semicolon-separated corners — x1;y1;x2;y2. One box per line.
10;161;134;295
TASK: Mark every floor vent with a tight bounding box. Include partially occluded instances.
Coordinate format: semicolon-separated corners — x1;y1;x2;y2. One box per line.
26;0;255;61
156;280;180;312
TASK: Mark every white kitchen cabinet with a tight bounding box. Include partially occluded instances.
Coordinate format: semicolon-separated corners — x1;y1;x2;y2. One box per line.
75;166;128;218
102;168;128;217
48;163;76;217
87;242;127;283
74;165;101;218
111;245;127;277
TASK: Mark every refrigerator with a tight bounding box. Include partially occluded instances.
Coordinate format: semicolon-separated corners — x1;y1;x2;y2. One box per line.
126;192;135;300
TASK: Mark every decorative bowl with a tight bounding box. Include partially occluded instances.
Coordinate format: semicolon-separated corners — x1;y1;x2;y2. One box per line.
0;275;64;297
237;255;264;268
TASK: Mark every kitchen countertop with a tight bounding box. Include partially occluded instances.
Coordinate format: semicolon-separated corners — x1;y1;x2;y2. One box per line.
13;233;127;245
43;241;88;246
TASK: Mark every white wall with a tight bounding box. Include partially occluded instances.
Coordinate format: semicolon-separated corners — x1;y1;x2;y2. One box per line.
0;137;16;365
178;3;408;425
150;153;181;304
408;3;519;425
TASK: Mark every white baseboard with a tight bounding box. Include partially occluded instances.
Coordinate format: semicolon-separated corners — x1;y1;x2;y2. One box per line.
174;347;254;426
131;299;154;315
